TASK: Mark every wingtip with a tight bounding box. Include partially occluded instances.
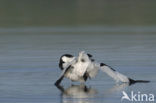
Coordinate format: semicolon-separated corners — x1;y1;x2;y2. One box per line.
128;78;136;85
128;78;150;85
54;81;59;86
54;78;62;86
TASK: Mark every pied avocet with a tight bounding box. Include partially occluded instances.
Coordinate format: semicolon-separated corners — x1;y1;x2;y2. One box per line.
55;51;149;86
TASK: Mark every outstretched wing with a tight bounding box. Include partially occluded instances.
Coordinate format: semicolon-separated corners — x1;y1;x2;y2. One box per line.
100;63;129;83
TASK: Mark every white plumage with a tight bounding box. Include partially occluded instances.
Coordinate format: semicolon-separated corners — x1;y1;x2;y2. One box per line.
55;51;149;86
100;64;129;83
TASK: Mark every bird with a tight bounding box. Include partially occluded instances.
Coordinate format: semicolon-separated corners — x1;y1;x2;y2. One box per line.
55;51;150;86
55;51;98;85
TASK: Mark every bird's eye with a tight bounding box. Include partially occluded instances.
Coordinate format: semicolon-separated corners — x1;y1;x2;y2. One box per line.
81;59;85;62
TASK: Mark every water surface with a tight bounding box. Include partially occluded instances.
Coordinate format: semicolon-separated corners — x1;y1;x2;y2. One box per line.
0;27;156;103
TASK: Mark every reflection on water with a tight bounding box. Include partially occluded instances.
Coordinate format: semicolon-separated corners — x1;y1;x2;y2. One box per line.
55;83;129;103
105;83;129;94
56;84;97;98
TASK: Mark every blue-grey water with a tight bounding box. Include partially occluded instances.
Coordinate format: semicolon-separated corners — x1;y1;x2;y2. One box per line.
0;27;156;103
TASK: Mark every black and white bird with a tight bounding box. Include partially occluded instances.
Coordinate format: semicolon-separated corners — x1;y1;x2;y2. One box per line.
55;51;149;86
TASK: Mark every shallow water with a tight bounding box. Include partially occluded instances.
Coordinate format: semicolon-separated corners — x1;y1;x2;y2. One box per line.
0;27;156;103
